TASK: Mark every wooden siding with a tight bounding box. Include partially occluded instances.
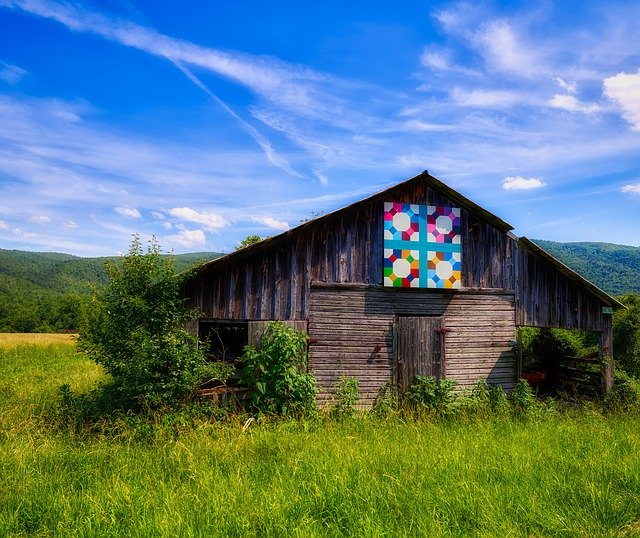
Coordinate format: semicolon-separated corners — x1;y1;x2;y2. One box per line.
513;239;610;331
308;284;516;406
183;178;517;321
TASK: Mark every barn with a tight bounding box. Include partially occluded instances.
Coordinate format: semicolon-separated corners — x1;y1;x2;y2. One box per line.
182;171;622;405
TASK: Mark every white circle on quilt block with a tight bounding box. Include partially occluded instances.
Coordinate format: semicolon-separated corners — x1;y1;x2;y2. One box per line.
392;212;410;232
435;260;453;279
393;258;411;277
436;215;452;234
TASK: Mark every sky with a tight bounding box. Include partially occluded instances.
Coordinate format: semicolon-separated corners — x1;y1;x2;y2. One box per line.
1;0;640;256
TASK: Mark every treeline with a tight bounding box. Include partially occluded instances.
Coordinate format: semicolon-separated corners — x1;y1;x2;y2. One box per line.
0;248;220;333
532;239;640;296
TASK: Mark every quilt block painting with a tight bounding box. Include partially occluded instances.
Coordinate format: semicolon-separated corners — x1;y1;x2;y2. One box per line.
384;202;462;288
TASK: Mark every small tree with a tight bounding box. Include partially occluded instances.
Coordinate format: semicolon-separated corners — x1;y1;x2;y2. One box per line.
79;236;219;410
236;235;263;250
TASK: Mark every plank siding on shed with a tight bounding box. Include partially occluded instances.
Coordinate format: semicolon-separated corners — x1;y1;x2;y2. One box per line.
308;284;516;406
513;240;608;331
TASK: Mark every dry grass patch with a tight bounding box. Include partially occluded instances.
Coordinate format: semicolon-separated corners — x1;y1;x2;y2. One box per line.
0;333;78;348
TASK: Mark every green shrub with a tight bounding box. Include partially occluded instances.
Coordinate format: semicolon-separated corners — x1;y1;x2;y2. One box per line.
405;376;457;418
78;236;224;411
510;379;535;416
613;293;640;377
240;321;317;416
372;381;398;418
330;376;359;420
604;371;640;413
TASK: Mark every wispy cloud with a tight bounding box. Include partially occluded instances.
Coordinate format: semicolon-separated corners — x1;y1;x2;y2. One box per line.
169;207;228;232
0;61;27;84
114;206;141;218
549;94;599;114
252;215;290;231
28;215;51;224
165;229;206;248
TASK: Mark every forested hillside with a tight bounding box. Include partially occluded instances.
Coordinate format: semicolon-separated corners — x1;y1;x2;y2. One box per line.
1;240;639;332
531;240;640;296
0;249;220;332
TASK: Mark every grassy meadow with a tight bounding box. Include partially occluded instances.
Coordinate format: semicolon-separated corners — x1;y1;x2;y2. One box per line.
2;337;640;536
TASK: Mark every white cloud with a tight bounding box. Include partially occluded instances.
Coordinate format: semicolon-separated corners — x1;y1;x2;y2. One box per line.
0;219;9;230
549;94;599;114
166;229;206;248
28;215;51;224
621;183;640;195
313;169;330;186
252;215;290;231
502;176;546;190
452;88;528;108
114;206;142;218
169;207;228;231
554;77;577;94
62;220;78;229
604;70;640;130
151;211;166;220
476;20;543;77
0;62;27;85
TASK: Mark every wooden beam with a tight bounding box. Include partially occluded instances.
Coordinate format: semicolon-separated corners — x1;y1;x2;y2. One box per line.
599;315;614;392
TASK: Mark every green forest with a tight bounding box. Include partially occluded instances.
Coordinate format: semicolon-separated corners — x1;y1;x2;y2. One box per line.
0;249;220;332
1;239;640;332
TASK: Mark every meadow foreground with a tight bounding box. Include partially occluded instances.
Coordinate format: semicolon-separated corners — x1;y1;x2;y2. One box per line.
1;336;639;536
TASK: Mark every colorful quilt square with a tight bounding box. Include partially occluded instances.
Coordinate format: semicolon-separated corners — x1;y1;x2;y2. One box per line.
427;206;461;244
384;202;421;242
384;248;420;287
383;201;462;288
427;251;462;289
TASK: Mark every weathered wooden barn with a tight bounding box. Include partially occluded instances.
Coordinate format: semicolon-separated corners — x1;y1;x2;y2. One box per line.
182;171;622;404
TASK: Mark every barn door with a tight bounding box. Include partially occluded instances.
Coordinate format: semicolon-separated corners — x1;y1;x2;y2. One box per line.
396;316;445;393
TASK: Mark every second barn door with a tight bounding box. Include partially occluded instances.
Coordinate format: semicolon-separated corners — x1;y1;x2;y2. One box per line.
396;316;446;392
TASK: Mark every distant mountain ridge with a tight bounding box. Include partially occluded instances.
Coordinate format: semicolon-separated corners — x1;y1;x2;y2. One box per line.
0;242;638;331
0;249;221;298
0;249;221;331
530;240;640;296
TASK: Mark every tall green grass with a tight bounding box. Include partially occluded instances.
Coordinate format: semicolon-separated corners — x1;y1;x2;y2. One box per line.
2;342;640;536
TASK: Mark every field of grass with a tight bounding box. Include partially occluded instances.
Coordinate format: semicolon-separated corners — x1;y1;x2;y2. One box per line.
2;339;640;536
0;332;77;348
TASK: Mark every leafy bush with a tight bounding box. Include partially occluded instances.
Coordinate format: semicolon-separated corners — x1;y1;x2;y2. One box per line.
78;236;224;410
604;371;640;413
240;321;317;416
520;327;592;370
372;381;399;418
405;376;457;418
613;293;640;378
331;376;359;420
462;379;510;418
510;379;536;416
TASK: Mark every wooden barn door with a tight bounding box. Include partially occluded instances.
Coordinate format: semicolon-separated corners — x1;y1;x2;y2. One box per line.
396;316;445;393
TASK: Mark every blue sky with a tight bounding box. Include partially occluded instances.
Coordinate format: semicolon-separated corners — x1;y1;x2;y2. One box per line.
1;0;640;256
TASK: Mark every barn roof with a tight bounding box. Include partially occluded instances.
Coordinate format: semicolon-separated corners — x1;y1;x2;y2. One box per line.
191;170;623;309
197;170;512;270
